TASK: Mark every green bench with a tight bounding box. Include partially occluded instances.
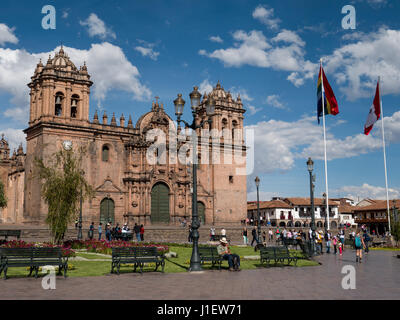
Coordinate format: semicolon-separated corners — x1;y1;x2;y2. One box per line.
0;230;21;240
260;246;298;267
0;247;68;279
111;247;165;274
198;246;224;270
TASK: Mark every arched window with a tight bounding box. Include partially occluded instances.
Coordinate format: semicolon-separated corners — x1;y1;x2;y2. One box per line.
71;94;79;118
232;120;238;140
222;118;228;129
102;145;109;162
55;92;64;116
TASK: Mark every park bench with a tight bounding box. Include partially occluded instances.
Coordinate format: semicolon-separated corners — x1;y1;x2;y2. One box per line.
259;246;298;267
282;238;301;250
0;230;21;240
198;246;224;270
111;247;165;275
0;247;68;279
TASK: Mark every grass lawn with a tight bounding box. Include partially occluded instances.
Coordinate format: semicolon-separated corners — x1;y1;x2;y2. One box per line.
369;247;400;251
1;245;319;279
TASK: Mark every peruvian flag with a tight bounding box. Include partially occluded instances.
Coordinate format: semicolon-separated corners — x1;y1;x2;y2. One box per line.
364;81;381;135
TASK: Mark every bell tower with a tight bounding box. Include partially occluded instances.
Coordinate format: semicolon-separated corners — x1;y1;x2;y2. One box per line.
28;46;93;125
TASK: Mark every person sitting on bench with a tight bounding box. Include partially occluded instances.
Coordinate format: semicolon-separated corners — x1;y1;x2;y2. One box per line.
217;237;240;271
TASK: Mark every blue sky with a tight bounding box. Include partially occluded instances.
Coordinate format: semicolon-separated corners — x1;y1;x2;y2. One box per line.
0;0;399;202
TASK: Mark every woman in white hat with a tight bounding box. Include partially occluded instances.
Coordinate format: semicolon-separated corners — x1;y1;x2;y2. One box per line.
217;237;240;271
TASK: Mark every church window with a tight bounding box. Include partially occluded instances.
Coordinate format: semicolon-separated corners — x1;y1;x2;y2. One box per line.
229;175;233;183
222;118;228;129
55;92;64;116
102;145;110;162
232;120;238;140
71;94;79;118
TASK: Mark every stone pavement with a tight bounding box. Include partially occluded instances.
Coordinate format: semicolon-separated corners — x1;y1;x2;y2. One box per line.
0;250;399;300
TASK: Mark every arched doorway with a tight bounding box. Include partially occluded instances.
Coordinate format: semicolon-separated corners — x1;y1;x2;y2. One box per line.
197;201;205;224
151;183;170;223
279;222;286;227
295;221;301;227
330;221;337;229
100;198;115;225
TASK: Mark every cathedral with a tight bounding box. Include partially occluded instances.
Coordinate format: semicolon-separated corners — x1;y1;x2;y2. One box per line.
0;47;247;226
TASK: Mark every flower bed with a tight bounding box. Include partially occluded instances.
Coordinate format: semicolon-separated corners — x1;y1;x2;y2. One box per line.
0;240;75;257
63;239;169;255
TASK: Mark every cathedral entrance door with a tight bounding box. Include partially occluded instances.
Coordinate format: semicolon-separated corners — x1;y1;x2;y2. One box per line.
197;201;205;225
151;183;170;223
100;198;115;225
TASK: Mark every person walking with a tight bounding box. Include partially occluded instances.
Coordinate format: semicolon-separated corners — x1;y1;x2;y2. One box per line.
134;223;141;242
210;227;216;241
242;227;248;245
339;229;345;252
88;222;94;240
140;224;144;242
332;236;338;254
262;231;266;244
325;230;331;254
268;229;273;242
355;231;365;263
363;230;370;254
105;223;112;241
98;222;103;240
251;226;258;246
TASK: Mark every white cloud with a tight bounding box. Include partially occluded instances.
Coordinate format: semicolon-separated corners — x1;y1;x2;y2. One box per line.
272;29;305;47
252;5;280;30
266;94;287;109
0;43;151;122
0;23;18;46
209;36;223;43
198;79;213;95
245;111;400;174
247;105;262;115
319;28;400;100
199;29;317;86
79;13;116;40
334;183;400;201
134;46;159;61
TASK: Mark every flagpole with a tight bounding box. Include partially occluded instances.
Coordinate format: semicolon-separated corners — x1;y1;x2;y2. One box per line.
320;59;330;231
379;76;391;234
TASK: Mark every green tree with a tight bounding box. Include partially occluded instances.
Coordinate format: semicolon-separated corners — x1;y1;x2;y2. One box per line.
390;209;400;247
0;179;7;209
34;147;93;244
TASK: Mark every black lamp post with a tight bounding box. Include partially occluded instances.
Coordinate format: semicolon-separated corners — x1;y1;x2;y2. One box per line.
307;157;316;256
174;86;215;272
255;176;262;249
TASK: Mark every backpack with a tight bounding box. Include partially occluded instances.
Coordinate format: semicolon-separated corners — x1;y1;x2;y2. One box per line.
355;236;361;247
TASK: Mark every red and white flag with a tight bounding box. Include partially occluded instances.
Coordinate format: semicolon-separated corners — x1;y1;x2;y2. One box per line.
364;81;381;135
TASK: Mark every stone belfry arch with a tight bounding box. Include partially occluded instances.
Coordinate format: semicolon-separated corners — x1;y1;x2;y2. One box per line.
28;46;93;125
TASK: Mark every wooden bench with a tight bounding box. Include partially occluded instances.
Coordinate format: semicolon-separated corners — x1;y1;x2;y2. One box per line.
260;246;298;267
111;247;165;274
0;247;68;279
0;230;21;240
198;246;224;270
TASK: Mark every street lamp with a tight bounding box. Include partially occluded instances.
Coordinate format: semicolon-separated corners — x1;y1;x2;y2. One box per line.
307;157;316;256
174;86;215;272
255;176;262;250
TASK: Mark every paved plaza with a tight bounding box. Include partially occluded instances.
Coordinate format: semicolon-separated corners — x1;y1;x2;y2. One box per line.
0;250;399;300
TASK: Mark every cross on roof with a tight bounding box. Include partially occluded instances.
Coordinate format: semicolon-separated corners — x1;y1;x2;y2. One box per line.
155;96;160;104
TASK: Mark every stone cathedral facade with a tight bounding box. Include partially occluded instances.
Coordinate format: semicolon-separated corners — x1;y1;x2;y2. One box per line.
0;47;247;226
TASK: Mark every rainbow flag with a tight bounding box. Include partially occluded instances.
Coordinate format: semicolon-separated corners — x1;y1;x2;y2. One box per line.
317;65;339;124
